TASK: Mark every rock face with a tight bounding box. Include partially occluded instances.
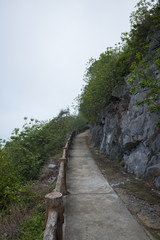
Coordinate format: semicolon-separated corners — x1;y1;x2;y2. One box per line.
91;83;160;188
90;31;160;188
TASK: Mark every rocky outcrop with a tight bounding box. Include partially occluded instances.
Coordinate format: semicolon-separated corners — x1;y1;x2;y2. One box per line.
91;83;160;188
91;31;160;188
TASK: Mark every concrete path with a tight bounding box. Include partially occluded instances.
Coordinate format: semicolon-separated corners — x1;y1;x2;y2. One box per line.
63;131;149;240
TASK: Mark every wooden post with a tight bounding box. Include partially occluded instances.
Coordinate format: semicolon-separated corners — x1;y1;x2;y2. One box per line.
62;147;67;159
45;192;64;240
55;159;67;195
43;210;58;240
60;158;67;194
44;128;89;240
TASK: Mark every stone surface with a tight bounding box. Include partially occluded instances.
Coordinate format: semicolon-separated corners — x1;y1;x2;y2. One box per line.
63;131;149;240
90;32;160;188
145;164;160;181
48;164;58;170
90;125;103;148
48;176;56;184
91;82;160;187
155;176;160;189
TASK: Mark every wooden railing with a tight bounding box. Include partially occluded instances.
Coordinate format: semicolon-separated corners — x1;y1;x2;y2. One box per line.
43;127;89;240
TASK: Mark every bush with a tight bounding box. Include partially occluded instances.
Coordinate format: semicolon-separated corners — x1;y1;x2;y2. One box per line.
79;48;124;122
0;110;87;210
4;110;87;182
0;148;26;209
17;211;44;240
78;0;160;123
5;119;46;181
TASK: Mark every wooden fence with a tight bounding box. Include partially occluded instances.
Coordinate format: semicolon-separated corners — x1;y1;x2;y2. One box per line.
43;127;88;240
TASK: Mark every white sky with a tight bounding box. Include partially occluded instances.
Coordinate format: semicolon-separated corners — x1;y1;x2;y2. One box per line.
0;0;140;140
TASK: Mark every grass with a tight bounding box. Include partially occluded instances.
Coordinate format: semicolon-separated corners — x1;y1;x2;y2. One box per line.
0;157;58;240
17;209;45;240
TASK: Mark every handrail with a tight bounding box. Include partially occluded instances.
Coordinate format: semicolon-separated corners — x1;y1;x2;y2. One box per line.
43;130;75;240
55;159;67;194
43;210;58;240
44;192;63;240
43;127;89;240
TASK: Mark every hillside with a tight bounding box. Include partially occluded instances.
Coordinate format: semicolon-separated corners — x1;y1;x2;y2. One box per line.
79;0;160;188
0;110;86;239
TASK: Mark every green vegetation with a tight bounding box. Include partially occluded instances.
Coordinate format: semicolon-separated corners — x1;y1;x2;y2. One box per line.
79;49;124;122
120;160;125;167
0;109;86;210
0;109;86;239
3;110;86;183
0;180;47;240
17;210;44;240
79;0;160;123
0;148;29;210
1;0;160;238
128;48;160;119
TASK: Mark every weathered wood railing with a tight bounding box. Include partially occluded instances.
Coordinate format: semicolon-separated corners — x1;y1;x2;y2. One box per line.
43;127;88;240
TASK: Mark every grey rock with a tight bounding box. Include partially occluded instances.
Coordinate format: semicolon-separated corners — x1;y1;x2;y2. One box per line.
112;84;129;99
48;164;58;170
125;144;150;175
145;164;160;181
91;82;160;187
90;31;160;188
91;125;103;148
155;176;160;189
148;155;160;167
148;208;154;212
149;30;160;53
151;133;160;152
48;176;56;184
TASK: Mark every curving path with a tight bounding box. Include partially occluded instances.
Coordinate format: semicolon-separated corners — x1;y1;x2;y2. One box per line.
63;131;149;240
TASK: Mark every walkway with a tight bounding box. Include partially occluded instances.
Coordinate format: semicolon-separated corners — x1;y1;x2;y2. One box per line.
63;131;149;240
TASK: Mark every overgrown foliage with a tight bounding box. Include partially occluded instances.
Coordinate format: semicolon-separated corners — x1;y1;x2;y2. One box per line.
128;48;160;121
126;0;160;123
79;0;160;123
0;110;86;211
17;210;44;240
0;148;27;209
79;49;124;122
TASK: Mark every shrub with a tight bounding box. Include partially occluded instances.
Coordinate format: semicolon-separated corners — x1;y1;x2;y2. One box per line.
0;148;26;209
120;160;125;167
17;211;44;240
0;110;87;210
78;0;160;123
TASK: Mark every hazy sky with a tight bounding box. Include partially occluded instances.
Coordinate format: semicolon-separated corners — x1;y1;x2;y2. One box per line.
0;0;140;140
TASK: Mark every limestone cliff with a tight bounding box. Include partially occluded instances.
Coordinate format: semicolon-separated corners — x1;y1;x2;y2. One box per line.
91;32;160;189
